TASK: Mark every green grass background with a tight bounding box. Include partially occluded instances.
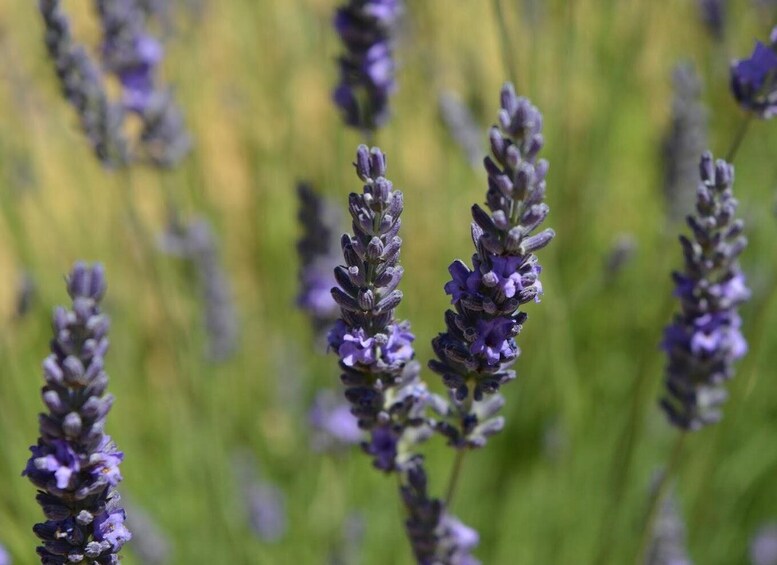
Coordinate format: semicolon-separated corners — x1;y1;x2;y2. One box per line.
0;0;776;563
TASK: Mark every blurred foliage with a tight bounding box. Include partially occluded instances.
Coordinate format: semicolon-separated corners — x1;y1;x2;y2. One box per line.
0;0;776;563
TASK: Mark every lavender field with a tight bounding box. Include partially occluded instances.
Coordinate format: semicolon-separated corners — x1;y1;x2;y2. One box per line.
0;1;777;563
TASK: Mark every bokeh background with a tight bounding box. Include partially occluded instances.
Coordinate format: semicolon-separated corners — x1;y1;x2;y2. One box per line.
1;0;776;563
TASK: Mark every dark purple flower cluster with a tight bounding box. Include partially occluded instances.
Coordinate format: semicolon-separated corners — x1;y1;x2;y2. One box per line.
661;152;750;430
430;83;554;448
333;0;403;131
400;458;480;565
94;0;190;167
296;182;343;341
731;26;777;119
22;263;130;564
328;146;439;471
38;0;128;168
698;0;726;41
663;62;708;223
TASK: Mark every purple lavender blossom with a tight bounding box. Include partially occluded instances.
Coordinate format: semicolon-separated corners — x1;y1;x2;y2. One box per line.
22;262;131;563
247;483;287;543
94;0;190;167
731;26;777;119
309;390;364;452
663;62;708;223
333;0;403;131
698;0;725;41
645;484;693;565
438;91;485;169
296;182;342;342
661;152;750;430
430;83;554;449
38;0;128;167
400;457;480;564
159;216;239;361
0;543;9;565
751;523;777;565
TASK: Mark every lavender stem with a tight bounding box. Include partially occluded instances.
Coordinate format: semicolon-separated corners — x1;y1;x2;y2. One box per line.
444;449;466;507
492;0;518;88
724;114;753;163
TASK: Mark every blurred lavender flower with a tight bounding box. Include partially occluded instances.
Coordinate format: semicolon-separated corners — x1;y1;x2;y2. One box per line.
400;457;480;564
13;270;37;320
645;484;693;565
663;62;708;223
328;512;366;565
661;152;750;430
297;182;342;342
752;524;777;565
22;262;131;563
604;233;637;278
124;501;172;565
333;0;403;131
233;453;287;543
94;0;191;167
328;145;443;471
698;0;725;41
0;543;9;565
731;26;777;119
309;390;364;452
159;216;239;361
439;91;485;169
430;83;554;449
38;0;128;167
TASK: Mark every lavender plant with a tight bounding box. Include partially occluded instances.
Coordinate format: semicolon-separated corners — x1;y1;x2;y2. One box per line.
94;0;190;167
22;262;131;563
296;182;342;342
159;216;239;361
333;0;403;132
38;0;128;168
0;543;9;565
663;62;708;223
327;145;478;562
660;152;750;430
429;83;554;449
645;482;693;565
731;26;777;119
751;524;777;565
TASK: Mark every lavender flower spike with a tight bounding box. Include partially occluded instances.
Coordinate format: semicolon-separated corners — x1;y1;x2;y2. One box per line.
296;182;342;341
430;83;554;449
731;26;777;119
328;145;441;471
38;0;128;167
333;0;403;131
95;0;190;167
22;262;131;563
661;152;750;430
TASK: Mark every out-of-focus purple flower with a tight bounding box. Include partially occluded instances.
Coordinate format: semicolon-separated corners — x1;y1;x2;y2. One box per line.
751;523;777;565
698;0;726;41
661;152;750;430
663;62;708;223
22;262;130;562
645;484;693;565
604;233;637;277
439;91;485;169
430;83;554;448
0;542;10;565
333;1;403;131
159;216;239;361
95;0;190;167
731;27;777;119
247;483;287;543
309;390;364;451
297;182;342;342
124;500;173;565
38;0;128;167
13;270;36;320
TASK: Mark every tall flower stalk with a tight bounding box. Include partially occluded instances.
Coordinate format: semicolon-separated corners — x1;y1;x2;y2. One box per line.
327;146;478;563
429;83;554;459
22;263;131;563
333;0;403;133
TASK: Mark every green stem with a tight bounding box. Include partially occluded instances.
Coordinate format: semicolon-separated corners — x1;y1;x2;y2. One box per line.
492;0;518;87
444;449;467;507
725;115;752;163
634;432;686;565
